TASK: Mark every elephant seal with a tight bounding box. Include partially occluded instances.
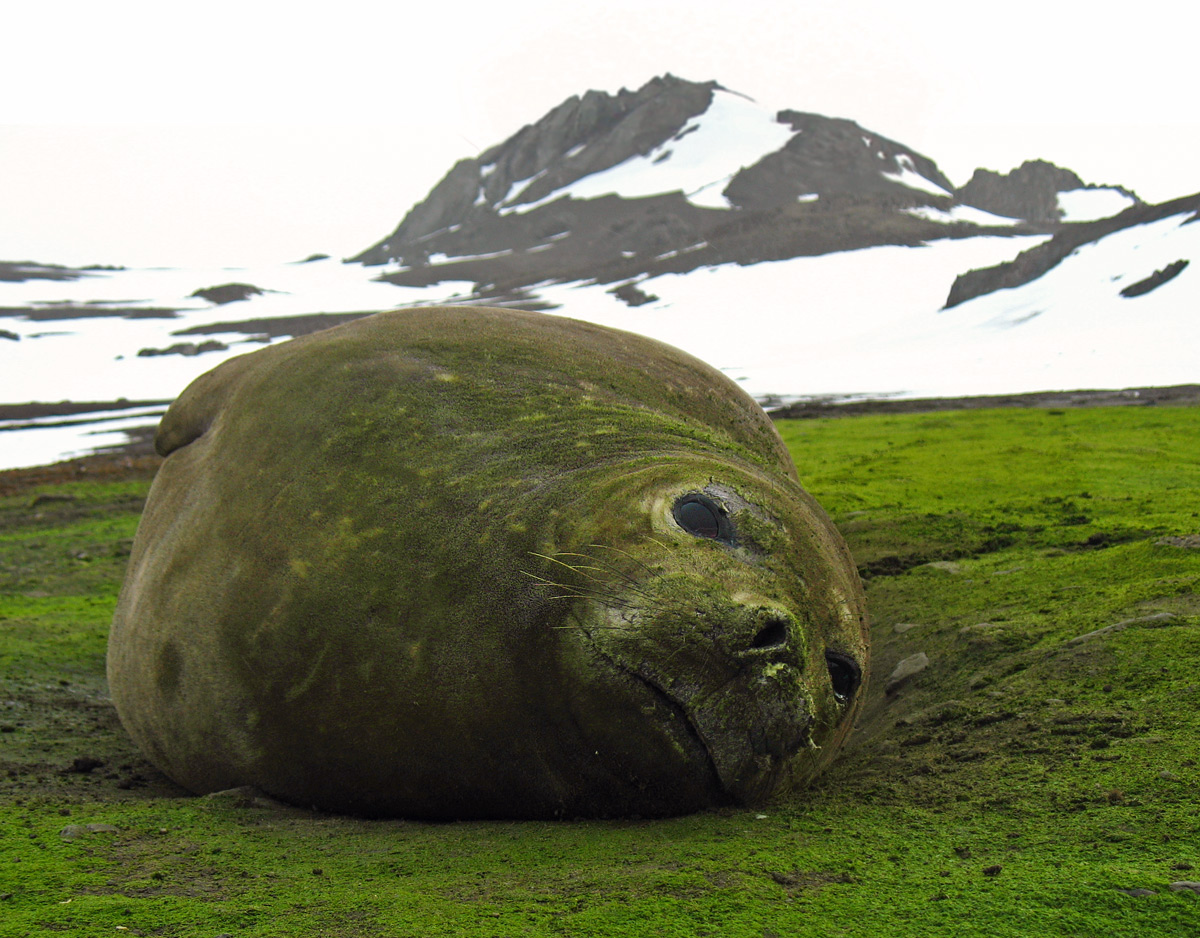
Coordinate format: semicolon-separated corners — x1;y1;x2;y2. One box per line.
108;306;868;819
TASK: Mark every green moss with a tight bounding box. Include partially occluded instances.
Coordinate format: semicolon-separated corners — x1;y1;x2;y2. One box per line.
3;403;1200;935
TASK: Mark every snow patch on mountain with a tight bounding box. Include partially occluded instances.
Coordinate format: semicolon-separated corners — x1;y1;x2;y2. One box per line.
500;89;794;214
1057;187;1139;222
883;154;953;197
905;205;1021;227
428;249;515;264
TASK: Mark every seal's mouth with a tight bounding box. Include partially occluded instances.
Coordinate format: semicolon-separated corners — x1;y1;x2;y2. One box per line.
625;663;813;806
623;668;731;804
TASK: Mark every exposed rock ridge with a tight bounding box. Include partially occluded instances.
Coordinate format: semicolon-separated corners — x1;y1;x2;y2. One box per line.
957;160;1085;223
944;192;1200;309
725;111;954;210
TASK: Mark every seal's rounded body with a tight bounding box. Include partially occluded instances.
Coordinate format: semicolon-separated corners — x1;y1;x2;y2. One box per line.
108;307;867;819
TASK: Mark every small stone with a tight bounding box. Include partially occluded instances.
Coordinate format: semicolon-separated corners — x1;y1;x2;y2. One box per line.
1117;887;1156;897
924;561;963;574
886;652;930;694
1170;882;1200;894
1156;534;1200;549
893;623;920;634
86;824;118;834
58;825;89;841
1067;612;1177;646
1159;771;1180;781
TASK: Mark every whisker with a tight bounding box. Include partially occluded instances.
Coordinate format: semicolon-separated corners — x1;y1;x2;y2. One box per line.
587;542;660;580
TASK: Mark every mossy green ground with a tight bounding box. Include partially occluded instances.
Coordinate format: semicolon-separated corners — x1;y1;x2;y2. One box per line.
2;406;1198;937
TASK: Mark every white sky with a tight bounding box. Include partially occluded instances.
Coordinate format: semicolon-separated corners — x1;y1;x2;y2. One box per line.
2;0;1198;268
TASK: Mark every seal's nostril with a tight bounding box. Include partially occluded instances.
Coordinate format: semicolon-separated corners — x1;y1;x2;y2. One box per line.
750;618;789;650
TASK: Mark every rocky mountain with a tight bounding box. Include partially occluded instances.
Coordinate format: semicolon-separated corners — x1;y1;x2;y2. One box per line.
351;75;1142;306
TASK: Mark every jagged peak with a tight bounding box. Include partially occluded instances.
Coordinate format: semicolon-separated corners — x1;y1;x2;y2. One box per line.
350;76;1135;280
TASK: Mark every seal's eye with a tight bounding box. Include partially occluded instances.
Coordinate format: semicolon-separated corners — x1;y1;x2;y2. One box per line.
673;494;732;542
825;651;861;703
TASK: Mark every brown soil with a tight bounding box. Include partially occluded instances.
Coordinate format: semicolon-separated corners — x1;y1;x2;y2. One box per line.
769;384;1200;419
0;452;162;496
0;400;171;421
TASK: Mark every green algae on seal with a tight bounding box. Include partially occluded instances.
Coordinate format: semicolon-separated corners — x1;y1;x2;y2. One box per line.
107;306;868;819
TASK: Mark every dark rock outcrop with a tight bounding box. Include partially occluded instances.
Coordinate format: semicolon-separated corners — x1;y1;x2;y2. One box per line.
956;160;1141;224
189;283;264;305
608;282;659;307
0;261;87;283
137;340;229;357
1120;259;1189;298
945;193;1200;309
725;111;954;209
956;160;1085;223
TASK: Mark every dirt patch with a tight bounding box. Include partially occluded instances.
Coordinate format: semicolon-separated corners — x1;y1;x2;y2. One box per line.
0;452;162;496
0;400;171;421
769;384;1200;419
